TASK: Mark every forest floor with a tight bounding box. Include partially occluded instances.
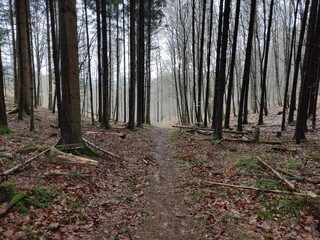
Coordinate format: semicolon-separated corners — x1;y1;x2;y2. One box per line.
0;97;320;239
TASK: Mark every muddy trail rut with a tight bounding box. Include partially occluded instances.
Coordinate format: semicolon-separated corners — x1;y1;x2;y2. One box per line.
137;127;196;240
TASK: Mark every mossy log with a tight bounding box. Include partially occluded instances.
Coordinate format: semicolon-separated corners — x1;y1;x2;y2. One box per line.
0;192;27;218
49;147;98;167
0;181;15;203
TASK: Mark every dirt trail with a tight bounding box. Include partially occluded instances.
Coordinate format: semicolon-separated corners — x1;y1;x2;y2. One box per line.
137;127;196;240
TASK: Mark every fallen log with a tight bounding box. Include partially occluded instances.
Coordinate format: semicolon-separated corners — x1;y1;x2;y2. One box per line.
49;147;98;166
257;157;295;190
0;192;27;218
0;152;13;159
200;180;317;198
82;138;122;160
0;148;51;176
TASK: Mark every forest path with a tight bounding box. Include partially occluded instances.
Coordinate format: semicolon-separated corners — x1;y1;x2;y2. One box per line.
136;127;196;240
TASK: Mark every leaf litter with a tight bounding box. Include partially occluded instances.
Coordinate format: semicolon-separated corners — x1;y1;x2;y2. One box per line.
0;102;320;239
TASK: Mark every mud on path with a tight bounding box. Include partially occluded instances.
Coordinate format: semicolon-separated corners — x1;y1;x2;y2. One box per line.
137;127;196;240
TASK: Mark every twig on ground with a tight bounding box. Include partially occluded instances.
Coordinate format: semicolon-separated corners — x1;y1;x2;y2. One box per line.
257;157;295;190
0;147;51;177
200;180;318;198
83;138;122;161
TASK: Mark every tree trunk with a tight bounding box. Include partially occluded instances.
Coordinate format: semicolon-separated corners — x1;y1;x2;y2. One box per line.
204;0;215;127
49;0;62;124
45;0;53;110
9;0;18;104
84;0;95;126
258;0;274;125
128;0;136;129
58;0;82;144
281;0;299;131
295;0;319;143
16;0;32;119
213;0;231;140
288;0;310;124
0;47;8;128
137;0;145;127
225;0;241;129
101;0;110;129
237;0;257;132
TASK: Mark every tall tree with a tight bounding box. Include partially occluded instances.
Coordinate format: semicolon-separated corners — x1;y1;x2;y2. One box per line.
84;0;95;125
204;0;215;127
49;0;62;125
128;0;136;129
137;0;145;127
258;0;274;125
101;0;110;129
288;0;310;124
213;0;231;140
281;0;300;131
197;0;206;124
96;0;102;122
45;0;53;110
0;46;9;134
237;0;257;132
16;0;32;119
58;0;82;144
224;0;241;129
295;0;319;143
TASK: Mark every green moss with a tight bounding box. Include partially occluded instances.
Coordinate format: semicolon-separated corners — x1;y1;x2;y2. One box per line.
31;187;56;209
9;192;27;205
0;181;15;203
74;145;100;158
0;125;10;135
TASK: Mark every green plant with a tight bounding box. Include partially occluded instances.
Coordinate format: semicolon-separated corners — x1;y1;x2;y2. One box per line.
237;158;260;170
256;210;273;220
0;125;10;135
31;187;56;209
257;179;278;189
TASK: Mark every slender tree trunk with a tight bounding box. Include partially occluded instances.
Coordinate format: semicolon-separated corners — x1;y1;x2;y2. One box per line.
0;46;8;128
237;0;257;132
281;0;299;131
145;0;152;125
84;0;95;125
49;0;62;125
288;0;310;124
101;0;110;129
96;0;102;122
225;0;241;129
137;0;145;127
45;0;53;110
213;0;231;140
204;0;215;127
296;0;319;143
9;0;18;104
258;0;274;125
128;0;136;129
122;0;127;122
115;3;120;124
197;0;206;124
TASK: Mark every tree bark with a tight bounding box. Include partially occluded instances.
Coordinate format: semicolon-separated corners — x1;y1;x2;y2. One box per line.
58;0;82;144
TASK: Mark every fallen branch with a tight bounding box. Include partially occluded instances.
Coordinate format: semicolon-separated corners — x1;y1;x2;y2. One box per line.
0;152;13;159
201;180;317;198
0;148;51;177
82;138;122;161
49;147;98;166
257;157;295;190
